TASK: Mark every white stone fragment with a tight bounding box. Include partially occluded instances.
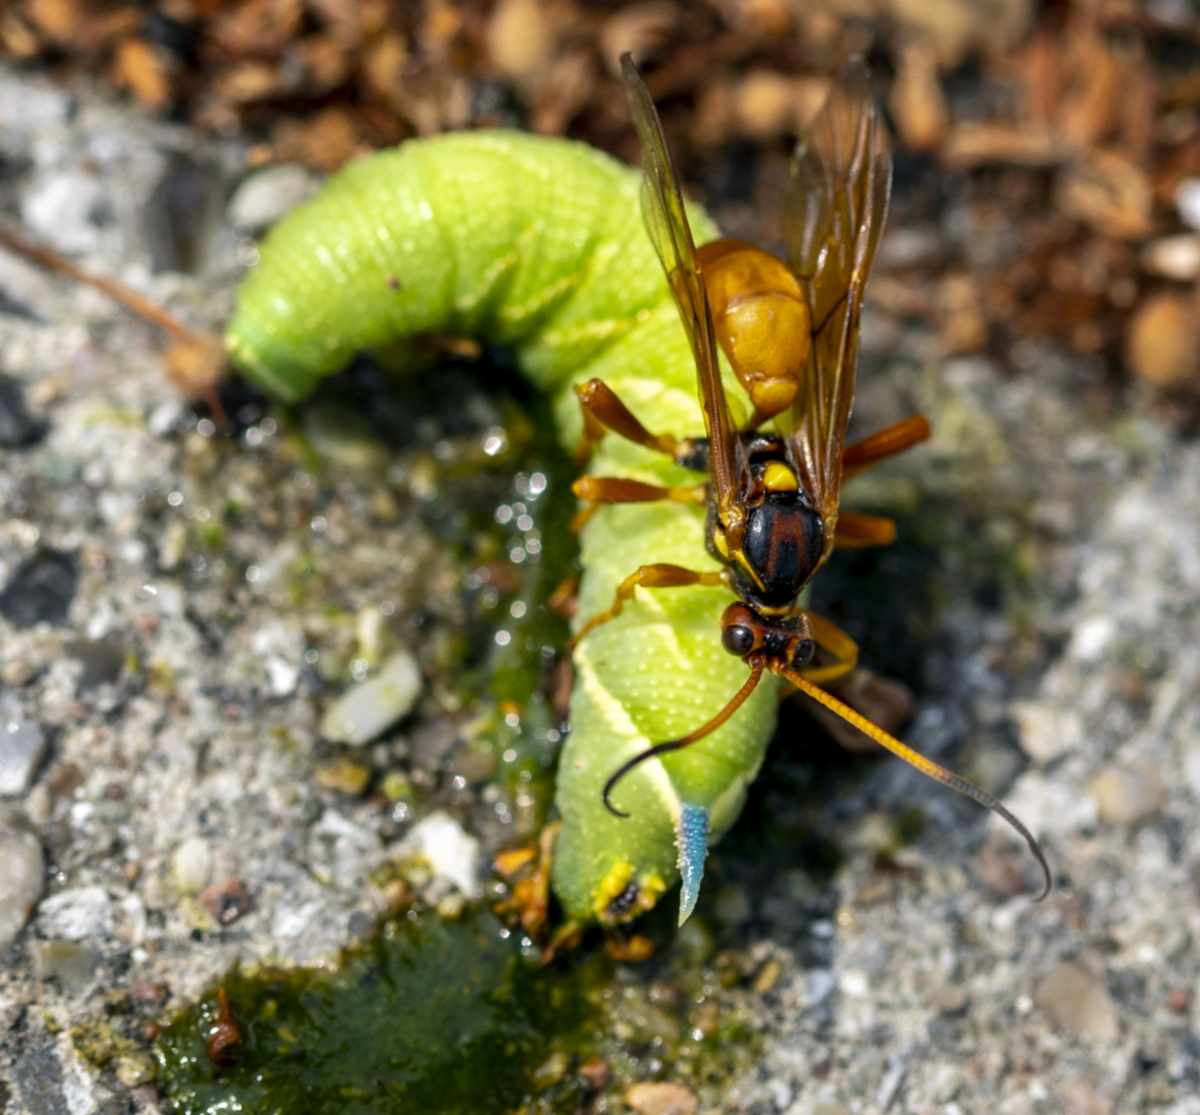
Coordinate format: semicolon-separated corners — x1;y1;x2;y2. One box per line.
0;702;47;797
37;886;113;941
171;836;214;894
228;165;319;233
0;824;44;948
400;810;482;898
1176;178;1200;231
320;649;422;745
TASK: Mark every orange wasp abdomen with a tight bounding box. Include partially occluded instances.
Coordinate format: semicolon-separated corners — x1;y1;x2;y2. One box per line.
696;238;811;423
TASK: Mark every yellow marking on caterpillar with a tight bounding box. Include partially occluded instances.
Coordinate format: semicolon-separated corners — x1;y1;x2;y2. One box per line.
497;270;583;328
454;249;518;317
575;640;683;822
539;314;641;349
453;224;538;318
590;858;666;925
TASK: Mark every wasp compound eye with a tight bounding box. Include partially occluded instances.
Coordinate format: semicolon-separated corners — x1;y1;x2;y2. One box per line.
722;624;755;657
791;638;816;668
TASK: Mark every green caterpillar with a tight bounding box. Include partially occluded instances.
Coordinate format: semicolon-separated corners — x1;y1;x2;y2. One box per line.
228;131;784;928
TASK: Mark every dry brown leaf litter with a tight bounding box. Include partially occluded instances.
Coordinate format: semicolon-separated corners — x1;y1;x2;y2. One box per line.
2;0;1198;408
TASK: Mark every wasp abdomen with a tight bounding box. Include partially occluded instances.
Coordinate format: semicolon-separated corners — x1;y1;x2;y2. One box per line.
697;239;811;419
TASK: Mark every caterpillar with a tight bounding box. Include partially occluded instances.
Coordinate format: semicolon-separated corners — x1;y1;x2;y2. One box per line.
225;128;779;928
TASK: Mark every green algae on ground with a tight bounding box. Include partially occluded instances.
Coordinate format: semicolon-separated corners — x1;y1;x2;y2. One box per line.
153;905;595;1115
153;900;766;1115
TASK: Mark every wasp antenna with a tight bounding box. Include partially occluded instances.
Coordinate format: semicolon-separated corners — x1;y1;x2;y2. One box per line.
601;737;691;818
601;660;766;819
780;667;1052;901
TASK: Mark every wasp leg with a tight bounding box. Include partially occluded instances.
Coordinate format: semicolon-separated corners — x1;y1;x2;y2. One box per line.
842;415;931;479
574;378;702;467
570;475;706;531
835;511;896;548
798;611;859;686
570;563;725;649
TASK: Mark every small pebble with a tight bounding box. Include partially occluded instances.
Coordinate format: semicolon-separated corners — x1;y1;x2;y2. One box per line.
320;648;422;745
171;836;214;894
1012;700;1082;766
1087;764;1166;825
66;636;126;689
1069;616;1116;662
264;657;300;697
228;164;318;232
530;1050;569;1090
625;1081;698;1115
803;969;836;1007
1035;961;1119;1041
408;718;459;767
1141;234;1200;281
487;0;555;81
578;1057;609;1091
1176;178;1200;231
0;374;46;449
399;810;481;898
930;983;970;1015
434;892;466;920
1125;291;1200;392
114;1053;155;1088
0;548;78;629
0;703;48;797
446;746;497;784
37;885;113;941
0;821;45;948
995;770;1098;839
1182;742;1200;799
734;70;800;140
31;940;103;996
200;878;253;926
20;171;106;253
314;757;371;797
302;404;390;472
752;958;782;994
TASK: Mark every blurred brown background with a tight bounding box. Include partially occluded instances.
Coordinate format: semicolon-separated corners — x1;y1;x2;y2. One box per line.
4;0;1200;422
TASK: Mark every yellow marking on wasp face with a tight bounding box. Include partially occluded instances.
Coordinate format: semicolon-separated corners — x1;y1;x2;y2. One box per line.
763;461;798;493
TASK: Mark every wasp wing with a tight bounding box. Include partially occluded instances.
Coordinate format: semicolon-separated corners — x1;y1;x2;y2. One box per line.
782;62;892;552
621;54;741;516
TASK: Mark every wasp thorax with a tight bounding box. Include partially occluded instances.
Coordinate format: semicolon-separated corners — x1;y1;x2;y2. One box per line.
738;492;824;609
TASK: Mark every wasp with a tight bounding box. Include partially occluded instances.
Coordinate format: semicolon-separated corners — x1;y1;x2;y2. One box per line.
567;55;1050;910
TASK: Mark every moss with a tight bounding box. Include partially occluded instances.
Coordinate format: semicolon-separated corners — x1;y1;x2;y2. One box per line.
153;903;764;1114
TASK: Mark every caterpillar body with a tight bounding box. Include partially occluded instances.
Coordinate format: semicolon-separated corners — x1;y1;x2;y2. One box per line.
227;132;782;927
